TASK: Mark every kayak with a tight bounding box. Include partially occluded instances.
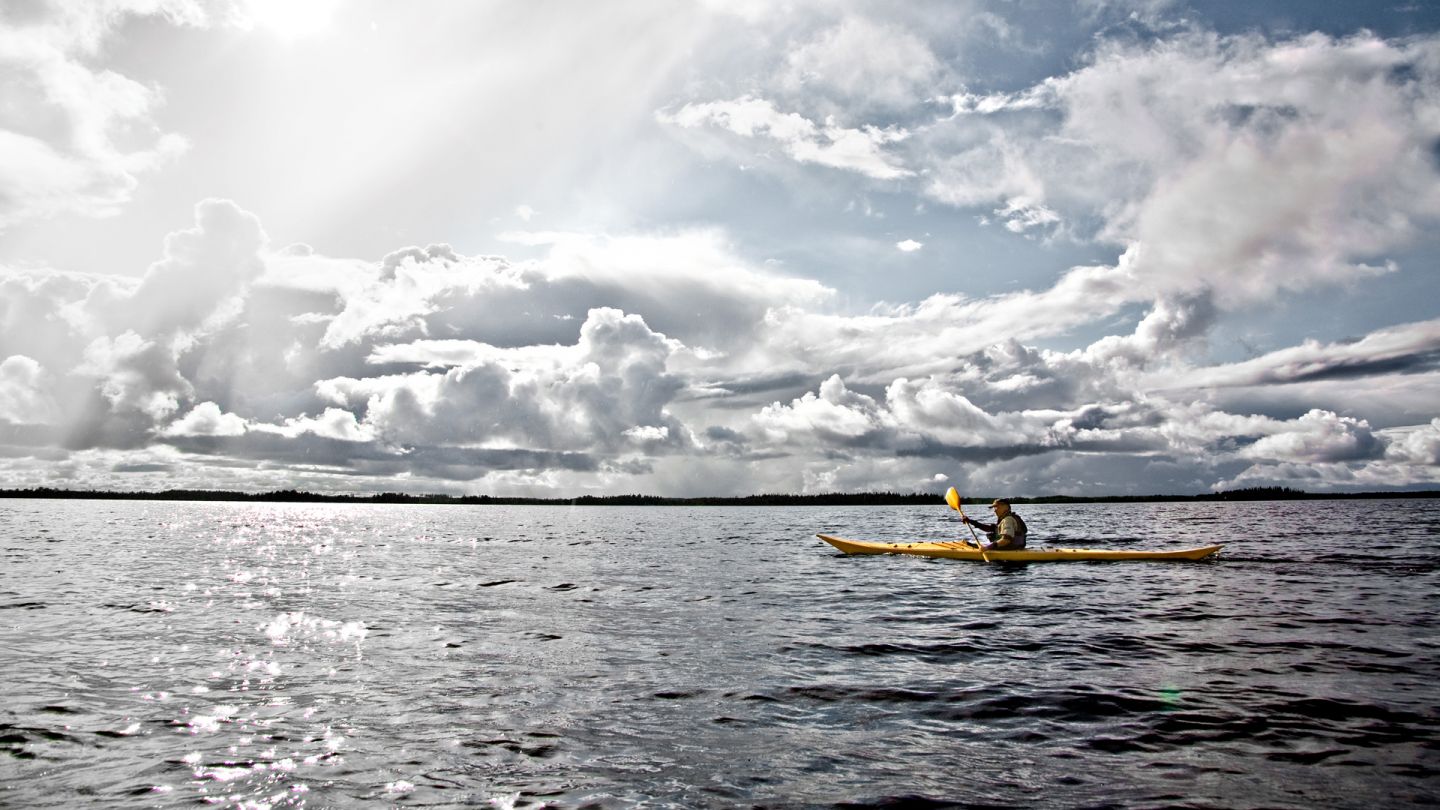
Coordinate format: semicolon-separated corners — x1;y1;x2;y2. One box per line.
816;533;1222;562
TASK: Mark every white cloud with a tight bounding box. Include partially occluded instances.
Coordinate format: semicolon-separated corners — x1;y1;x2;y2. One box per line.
122;199;269;337
927;31;1440;309
1385;419;1440;466
3;51;1437;502
0;355;58;425
78;331;189;421
660;96;913;180
993;197;1061;235
8;216;1438;494
623;425;671;444
259;407;376;443
1238;409;1384;464
0;1;207;226
754;374;891;443
748;255;1142;384
162;401;249;437
1161;318;1440;390
664;29;1440;363
317;307;689;457
781;17;946;111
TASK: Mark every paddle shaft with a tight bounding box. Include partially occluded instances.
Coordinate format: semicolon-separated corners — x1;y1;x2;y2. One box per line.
956;501;990;559
957;502;983;547
944;487;988;561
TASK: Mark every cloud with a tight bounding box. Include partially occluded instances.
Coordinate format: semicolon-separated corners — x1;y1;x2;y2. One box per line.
0;1;208;226
122;198;269;337
896;239;923;252
78;331;191;421
261;407;375;442
666;28;1440;361
754;374;891;444
315;229;832;365
991;197;1061;235
162;401;248;437
1163;318;1440;389
751;372;1104;463
0;355;58;425
926;31;1440;308
4;202;838;483
1385;418;1440;466
659;96;913;180
734;336;1437;496
747;256;1140;385
3;183;1437;496
781;17;947;111
1238;409;1384;464
1083;292;1219;368
321;308;689;454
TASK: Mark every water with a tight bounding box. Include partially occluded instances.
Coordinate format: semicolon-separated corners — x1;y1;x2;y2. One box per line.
1;498;1437;808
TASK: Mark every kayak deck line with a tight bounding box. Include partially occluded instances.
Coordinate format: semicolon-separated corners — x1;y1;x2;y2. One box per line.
816;533;1223;562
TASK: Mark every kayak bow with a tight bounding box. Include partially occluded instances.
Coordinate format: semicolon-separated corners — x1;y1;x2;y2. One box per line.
816;533;1222;562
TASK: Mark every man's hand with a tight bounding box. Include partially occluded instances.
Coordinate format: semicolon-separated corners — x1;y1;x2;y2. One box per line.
960;516;971;525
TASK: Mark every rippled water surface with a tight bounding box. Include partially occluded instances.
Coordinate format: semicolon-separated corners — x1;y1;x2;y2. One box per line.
2;498;1438;808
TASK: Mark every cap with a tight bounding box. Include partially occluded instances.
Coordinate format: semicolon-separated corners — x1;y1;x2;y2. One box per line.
989;499;1009;509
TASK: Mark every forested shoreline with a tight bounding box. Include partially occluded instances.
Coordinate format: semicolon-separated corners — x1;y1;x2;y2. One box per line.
2;486;1438;506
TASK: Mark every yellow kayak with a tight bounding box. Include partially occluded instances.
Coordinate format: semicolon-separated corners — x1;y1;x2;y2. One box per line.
817;533;1223;562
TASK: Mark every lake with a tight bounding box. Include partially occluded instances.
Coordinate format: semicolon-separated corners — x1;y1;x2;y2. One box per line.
1;498;1437;807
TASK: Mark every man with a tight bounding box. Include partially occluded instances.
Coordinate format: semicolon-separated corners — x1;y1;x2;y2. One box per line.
962;499;1028;550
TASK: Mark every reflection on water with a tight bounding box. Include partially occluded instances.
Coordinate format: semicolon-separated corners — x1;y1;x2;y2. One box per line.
1;498;1437;807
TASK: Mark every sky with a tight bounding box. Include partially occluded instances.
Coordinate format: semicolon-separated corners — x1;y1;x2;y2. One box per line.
2;0;1440;498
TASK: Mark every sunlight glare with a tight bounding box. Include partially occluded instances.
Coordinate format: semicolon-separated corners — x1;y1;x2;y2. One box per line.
244;0;342;38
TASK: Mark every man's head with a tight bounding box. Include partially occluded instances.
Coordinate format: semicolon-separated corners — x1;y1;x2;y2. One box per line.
990;499;1011;517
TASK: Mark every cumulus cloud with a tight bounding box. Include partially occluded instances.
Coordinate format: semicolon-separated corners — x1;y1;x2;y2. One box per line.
1385;419;1440;466
0;355;58;425
4;76;1438;499
78;331;191;421
751;372;1113;464
2;200;841;492
748;257;1138;384
933;32;1440;306
321;308;688;455
123;198;269;336
162;401;248;437
261;408;375;442
5;201;1438;494
754;374;890;444
668;28;1440;366
1238;409;1384;464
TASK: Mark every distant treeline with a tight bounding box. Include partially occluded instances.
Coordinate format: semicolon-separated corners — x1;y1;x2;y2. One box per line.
1;485;1438;506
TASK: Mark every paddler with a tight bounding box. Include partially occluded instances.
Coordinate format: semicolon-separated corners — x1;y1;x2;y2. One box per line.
961;499;1028;550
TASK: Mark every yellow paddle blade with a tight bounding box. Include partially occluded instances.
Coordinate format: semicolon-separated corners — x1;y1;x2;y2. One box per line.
944;487;961;512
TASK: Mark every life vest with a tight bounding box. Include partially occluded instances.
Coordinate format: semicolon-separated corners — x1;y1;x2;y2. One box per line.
996;512;1028;549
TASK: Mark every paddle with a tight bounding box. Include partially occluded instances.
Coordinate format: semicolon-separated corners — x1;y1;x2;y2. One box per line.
944;487;988;561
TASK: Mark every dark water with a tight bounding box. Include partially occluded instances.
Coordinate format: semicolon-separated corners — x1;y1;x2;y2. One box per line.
1;498;1437;808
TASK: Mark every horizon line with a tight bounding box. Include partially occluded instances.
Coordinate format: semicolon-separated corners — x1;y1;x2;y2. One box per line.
3;486;1439;506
